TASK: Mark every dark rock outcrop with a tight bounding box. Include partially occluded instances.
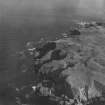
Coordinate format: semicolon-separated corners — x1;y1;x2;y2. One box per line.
36;42;56;59
69;29;81;36
51;49;67;60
